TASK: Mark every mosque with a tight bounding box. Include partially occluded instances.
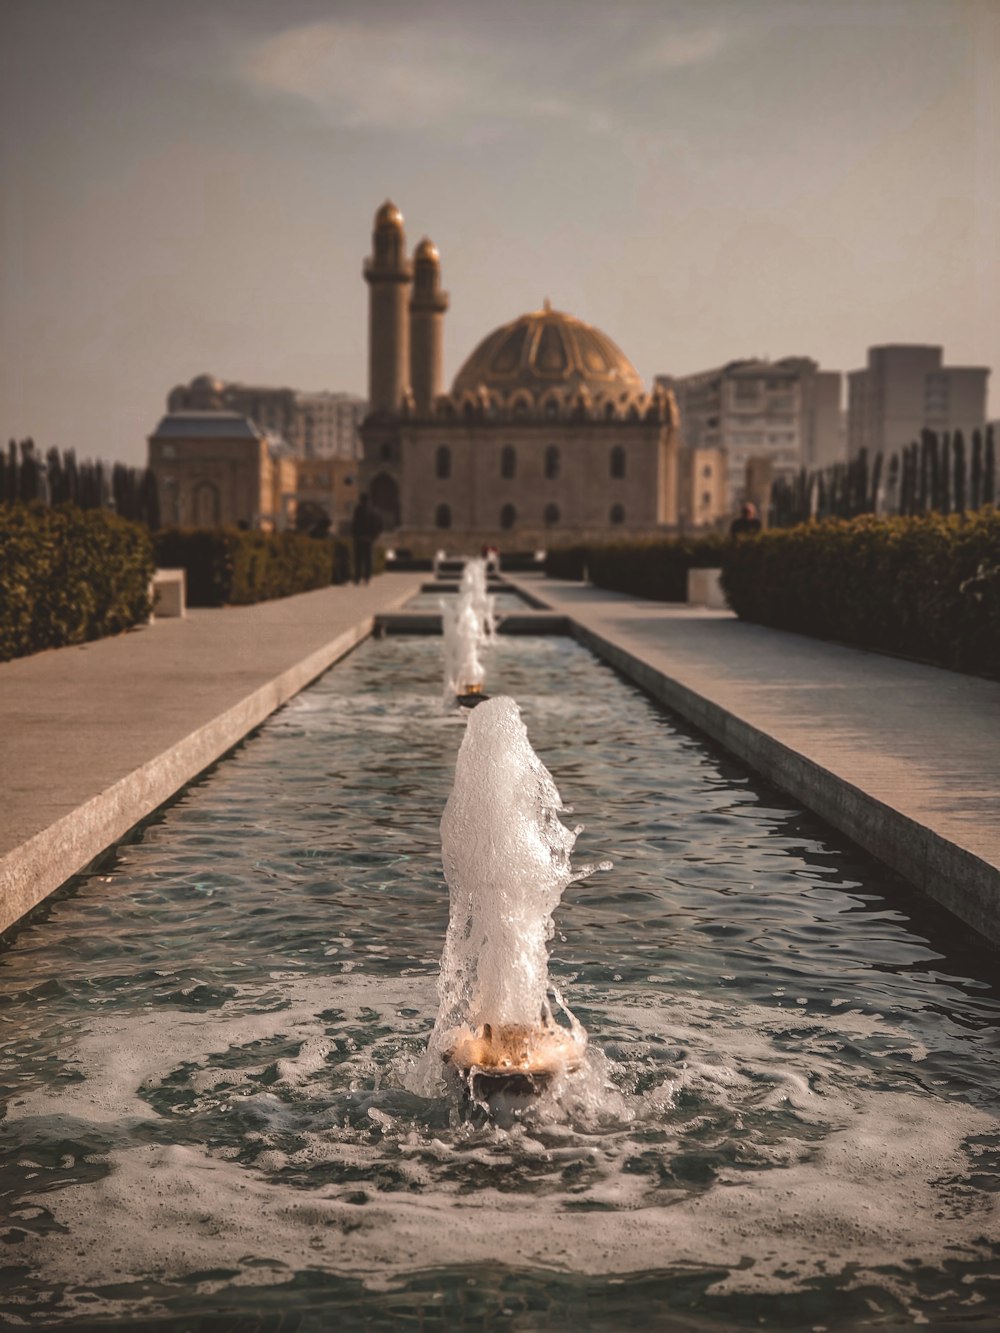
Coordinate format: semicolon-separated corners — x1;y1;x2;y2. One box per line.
360;201;682;552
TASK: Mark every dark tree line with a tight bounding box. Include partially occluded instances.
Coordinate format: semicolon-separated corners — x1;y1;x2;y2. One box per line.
770;424;996;527
0;438;160;528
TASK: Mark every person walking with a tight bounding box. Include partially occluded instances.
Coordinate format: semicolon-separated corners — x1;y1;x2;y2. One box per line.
351;492;382;585
729;501;762;537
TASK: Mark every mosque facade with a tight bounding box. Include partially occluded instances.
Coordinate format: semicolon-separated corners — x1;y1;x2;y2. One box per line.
360;202;681;552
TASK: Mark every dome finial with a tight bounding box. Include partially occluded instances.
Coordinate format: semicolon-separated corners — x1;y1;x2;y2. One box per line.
543;297;552;313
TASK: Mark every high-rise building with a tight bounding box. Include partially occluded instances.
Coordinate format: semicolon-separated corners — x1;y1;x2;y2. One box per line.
166;376;366;461
847;346;990;460
657;358;842;509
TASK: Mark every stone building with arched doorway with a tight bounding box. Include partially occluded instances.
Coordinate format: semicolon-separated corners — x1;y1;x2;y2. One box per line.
360;201;680;554
148;411;296;530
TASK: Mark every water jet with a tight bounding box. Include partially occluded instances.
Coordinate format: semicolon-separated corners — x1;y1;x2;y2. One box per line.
428;695;609;1104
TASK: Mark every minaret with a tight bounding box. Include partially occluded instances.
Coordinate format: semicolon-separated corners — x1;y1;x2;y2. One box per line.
363;201;412;414
409;238;449;415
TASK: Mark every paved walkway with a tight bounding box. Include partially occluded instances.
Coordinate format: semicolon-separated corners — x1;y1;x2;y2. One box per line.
0;574;422;933
509;575;1000;942
2;569;998;943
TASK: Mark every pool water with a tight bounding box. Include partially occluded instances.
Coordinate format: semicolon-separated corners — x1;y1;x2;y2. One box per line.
402;588;528;612
1;636;999;1330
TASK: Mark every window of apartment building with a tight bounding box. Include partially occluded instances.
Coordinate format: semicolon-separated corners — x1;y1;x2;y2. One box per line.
501;445;516;479
702;491;712;508
545;446;560;479
500;503;516;529
768;394;795;414
436;445;451;479
544;503;560;526
701;464;712;478
734;379;759;401
610;445;626;479
609;503;625;524
435;503;451;529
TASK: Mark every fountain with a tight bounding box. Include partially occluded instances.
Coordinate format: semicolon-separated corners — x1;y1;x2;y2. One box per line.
426;696;610;1102
441;558;496;707
460;556;497;643
4;634;1000;1327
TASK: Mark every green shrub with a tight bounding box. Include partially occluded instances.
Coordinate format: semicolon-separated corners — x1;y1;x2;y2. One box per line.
544;546;588;580
0;503;154;661
587;535;728;601
546;537;726;595
720;510;1000;677
153;527;335;606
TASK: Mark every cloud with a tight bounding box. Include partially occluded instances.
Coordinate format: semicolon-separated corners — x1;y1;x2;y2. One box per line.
235;20;481;129
637;26;727;71
230;13;728;139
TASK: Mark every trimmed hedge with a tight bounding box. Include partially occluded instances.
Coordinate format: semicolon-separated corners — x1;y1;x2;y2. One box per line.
1;503;154;661
153;528;337;606
546;536;727;600
720;510;1000;677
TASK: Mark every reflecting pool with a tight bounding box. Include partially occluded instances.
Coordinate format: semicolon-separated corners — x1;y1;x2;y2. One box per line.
1;636;998;1330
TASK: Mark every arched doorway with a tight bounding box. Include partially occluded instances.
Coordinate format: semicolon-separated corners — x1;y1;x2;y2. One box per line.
369;472;400;530
192;479;220;527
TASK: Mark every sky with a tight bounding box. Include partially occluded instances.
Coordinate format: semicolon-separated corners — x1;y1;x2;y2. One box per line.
1;0;997;466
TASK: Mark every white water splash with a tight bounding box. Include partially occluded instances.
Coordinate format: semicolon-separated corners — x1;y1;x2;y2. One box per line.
422;697;610;1086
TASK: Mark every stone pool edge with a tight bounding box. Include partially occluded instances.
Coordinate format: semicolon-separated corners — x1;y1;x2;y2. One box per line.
548;612;998;946
0;619;373;937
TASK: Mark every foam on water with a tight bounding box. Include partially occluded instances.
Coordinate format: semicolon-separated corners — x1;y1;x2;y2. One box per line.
4;975;998;1325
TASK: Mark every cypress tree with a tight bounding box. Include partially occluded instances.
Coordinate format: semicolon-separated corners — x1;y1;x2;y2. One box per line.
952;430;966;514
64;448;80;505
18;439;39;502
918;431;930;511
971;429;983;509
870;451;884;513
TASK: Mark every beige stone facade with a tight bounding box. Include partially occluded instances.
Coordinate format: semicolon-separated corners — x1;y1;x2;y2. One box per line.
678;446;728;529
294;456;360;535
359;202;679;553
149;412;296;531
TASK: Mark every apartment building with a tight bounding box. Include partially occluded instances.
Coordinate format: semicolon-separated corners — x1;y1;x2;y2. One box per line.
847;346;989;460
657;357;842;509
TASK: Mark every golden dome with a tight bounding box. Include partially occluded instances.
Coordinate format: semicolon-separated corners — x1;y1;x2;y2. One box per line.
452;306;643;399
374;199;404;230
414;237;440;263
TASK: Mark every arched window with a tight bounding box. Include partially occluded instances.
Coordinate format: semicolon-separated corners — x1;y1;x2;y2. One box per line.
500;503;516;530
544;503;560;527
435;445;451;480
610;445;626;479
435;503;452;529
545;446;560;480
501;445;516;479
610;503;625;525
701;491;712;508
